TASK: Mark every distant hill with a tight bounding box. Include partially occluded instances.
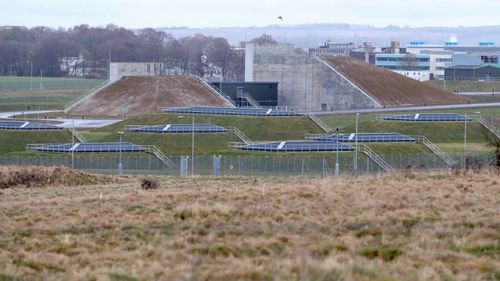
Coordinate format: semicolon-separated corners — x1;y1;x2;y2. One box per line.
157;24;500;48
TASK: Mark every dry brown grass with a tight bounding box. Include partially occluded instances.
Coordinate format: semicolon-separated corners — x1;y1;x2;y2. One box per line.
0;172;499;280
0;166;124;189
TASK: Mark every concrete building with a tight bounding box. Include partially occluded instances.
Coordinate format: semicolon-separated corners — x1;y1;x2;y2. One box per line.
109;62;164;82
245;43;465;111
445;64;500;81
246;43;381;111
375;54;431;81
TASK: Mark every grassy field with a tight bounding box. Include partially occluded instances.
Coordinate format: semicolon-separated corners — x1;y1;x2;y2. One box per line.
425;80;500;93
0;76;104;91
0;76;103;111
0;171;498;280
94;114;324;141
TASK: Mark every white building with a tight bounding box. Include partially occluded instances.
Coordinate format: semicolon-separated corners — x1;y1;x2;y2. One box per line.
109;62;163;82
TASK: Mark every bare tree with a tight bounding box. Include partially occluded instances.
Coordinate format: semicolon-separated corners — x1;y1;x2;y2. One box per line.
398;54;420;71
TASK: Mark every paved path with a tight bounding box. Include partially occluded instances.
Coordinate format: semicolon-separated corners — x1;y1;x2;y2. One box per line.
0;110;122;128
459;92;499;96
310;102;500;116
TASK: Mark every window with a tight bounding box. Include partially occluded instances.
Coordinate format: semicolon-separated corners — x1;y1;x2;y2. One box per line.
436;58;452;63
436;66;445;71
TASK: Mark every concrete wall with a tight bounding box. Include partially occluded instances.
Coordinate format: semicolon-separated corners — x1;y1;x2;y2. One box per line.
245;43;380;111
109;62;164;82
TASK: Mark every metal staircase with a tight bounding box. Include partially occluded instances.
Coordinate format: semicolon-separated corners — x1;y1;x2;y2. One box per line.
64;80;111;112
308;114;333;133
238;92;261;107
144;145;175;168
68;127;87;143
360;145;394;172
475;116;500;140
228;127;254;145
413;135;456;167
191;75;237;108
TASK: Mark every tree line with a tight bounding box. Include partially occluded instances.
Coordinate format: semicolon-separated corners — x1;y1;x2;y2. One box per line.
0;24;277;81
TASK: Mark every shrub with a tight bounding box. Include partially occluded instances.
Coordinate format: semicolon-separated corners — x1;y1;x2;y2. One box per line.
140;178;159;190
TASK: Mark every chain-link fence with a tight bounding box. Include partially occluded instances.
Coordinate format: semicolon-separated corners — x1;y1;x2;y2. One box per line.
0;152;496;177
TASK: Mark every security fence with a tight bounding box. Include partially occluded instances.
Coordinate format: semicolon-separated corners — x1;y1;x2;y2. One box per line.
0;152;496;177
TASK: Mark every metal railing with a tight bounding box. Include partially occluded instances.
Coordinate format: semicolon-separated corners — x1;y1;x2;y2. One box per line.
125;125;228;134
143;145;175;168
190;75;237;108
228;142;354;153
238;92;261;107
360;144;394;172
228;127;254;145
376;114;471;122
158;106;302;117
68;127;87;143
63;80;111;112
474;116;500;140
305;133;416;143
308;114;333;133
412;135;456;167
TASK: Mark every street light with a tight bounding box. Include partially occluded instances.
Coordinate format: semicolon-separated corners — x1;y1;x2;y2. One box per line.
354;113;359;175
178;116;195;175
71;119;75;169
463;114;468;170
118;131;124;176
335;127;340;176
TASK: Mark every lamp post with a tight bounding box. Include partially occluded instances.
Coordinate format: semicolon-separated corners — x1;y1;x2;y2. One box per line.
354;113;359;175
335;127;340;176
178;116;195;175
71;119;75;169
463;115;467;170
118;131;124;176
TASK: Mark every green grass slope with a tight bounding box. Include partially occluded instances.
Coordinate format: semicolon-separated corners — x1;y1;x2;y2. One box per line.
94;114;324;141
0;130;72;155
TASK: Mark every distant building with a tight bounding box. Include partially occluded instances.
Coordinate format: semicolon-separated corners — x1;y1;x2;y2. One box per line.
375;54;431;81
406;41;500;79
109;62;163;82
444;64;500;81
308;41;355;57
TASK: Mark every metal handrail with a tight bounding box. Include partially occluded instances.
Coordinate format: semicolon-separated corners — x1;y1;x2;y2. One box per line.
377;113;472;122
68;127;87;143
143;145;174;167
474;116;500;139
157;106;303;117
64;80;111;112
360;145;393;172
189;75;237;108
125;124;228;134
228;127;254;145
306;133;417;143
308;114;333;133
411;135;456;167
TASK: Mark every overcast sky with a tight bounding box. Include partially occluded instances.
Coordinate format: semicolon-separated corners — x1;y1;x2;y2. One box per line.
1;0;499;29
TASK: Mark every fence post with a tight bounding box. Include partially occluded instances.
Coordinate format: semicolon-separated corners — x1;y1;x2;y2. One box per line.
180;156;189;177
212;155;221;177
